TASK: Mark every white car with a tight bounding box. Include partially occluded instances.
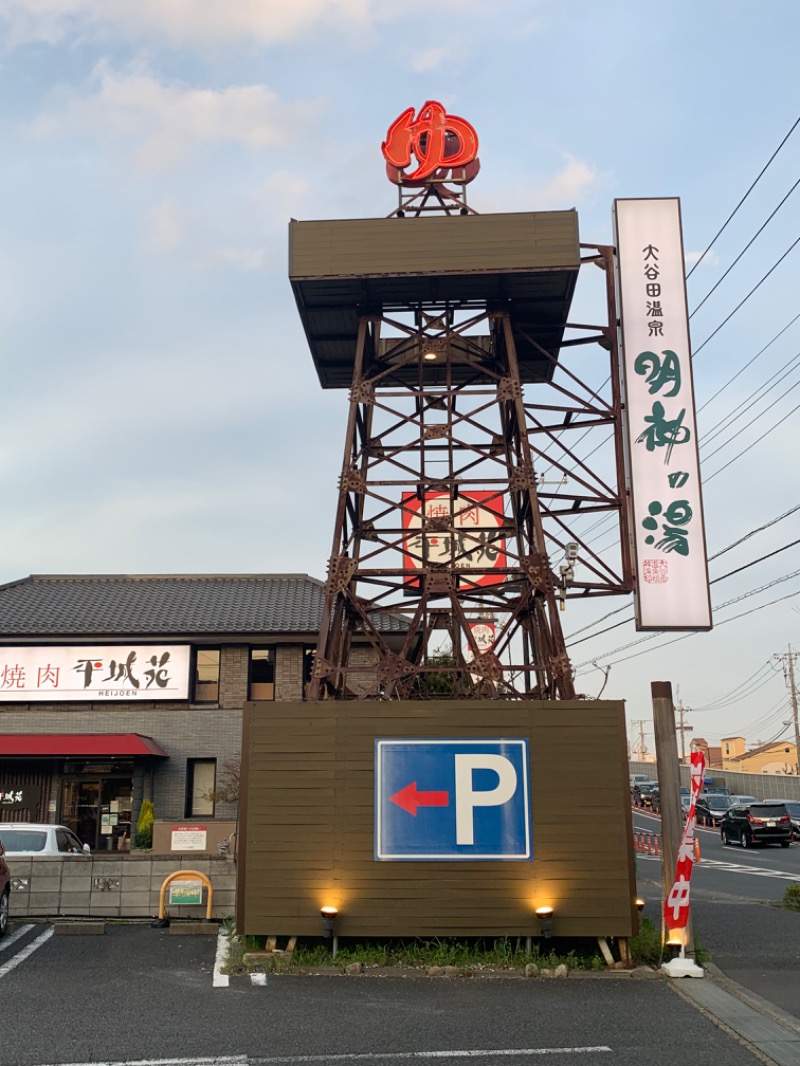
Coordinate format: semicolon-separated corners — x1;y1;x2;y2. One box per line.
0;824;91;858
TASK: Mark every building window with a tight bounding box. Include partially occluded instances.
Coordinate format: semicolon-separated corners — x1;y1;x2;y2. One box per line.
194;648;220;703
249;647;275;700
186;759;216;817
303;646;316;699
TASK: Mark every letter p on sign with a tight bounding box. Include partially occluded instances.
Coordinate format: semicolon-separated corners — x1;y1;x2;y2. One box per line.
455;754;517;845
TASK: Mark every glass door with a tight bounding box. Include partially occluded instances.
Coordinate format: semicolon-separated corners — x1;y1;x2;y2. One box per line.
61;780;101;850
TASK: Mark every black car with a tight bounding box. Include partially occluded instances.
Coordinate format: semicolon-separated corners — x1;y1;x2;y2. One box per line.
632;781;659;809
762;799;800;840
695;794;733;827
720;802;793;848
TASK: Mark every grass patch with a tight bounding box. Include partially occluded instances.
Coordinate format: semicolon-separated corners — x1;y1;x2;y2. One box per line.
223;934;612;975
629;917;663;967
780;884;800;912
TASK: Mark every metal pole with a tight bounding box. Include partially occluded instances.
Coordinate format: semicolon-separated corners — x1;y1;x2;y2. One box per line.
652;680;693;957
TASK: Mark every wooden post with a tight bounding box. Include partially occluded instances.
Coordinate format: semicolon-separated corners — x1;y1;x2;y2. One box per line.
651;680;693;957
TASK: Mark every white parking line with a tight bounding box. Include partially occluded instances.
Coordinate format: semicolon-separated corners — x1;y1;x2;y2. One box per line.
213;927;230;987
31;1059;248;1066
0;923;35;953
0;926;54;979
25;1056;612;1066
249;1051;613;1063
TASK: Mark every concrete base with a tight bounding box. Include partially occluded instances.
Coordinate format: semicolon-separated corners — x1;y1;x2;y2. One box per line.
661;956;704;979
169;921;219;935
54;922;106;935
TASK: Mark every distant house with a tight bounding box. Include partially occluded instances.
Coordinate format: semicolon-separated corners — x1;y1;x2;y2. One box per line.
690;736;722;769
721;735;798;775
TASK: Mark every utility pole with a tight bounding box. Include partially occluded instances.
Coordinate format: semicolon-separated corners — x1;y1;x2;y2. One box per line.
774;644;800;775
631;719;648;760
675;698;693;762
651;681;694;958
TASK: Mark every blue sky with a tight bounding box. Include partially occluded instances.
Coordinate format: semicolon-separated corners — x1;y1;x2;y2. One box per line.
2;0;800;752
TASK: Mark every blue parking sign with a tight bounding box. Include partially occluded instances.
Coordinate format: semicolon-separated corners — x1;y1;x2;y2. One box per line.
375;738;532;861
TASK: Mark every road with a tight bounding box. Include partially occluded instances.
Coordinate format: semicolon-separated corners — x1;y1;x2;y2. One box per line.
633;807;800;1019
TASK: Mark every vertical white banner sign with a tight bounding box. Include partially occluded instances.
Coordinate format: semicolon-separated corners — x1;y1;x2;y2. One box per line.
614;198;712;630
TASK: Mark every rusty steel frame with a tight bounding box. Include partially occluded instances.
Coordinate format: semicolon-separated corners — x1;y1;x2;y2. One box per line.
309;242;632;701
387;178;479;218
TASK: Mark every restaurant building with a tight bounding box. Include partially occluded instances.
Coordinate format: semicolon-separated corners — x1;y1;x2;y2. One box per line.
0;573;392;851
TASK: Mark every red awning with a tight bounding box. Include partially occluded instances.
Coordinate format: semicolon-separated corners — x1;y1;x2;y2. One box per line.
0;733;169;758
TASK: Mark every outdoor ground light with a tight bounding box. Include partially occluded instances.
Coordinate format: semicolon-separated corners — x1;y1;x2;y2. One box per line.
665;937;683;960
320;906;339;938
535;906;554;939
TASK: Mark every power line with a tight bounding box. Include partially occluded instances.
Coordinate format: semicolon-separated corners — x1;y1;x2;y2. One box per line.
709;502;800;561
692;234;800;359
690;661;775;711
705;391;800;481
689;173;800;317
568;508;800;647
696;312;800;414
573;571;800;669
712;537;800;584
686;114;800;278
692;669;780;714
701;362;800;461
700;350;800;449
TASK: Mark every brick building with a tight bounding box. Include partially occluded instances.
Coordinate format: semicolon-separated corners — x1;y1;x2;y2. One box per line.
0;573;399;853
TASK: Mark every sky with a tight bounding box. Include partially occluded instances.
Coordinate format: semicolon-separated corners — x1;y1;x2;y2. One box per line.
1;0;800;754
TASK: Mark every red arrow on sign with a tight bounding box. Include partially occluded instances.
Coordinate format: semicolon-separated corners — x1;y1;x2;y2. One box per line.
390;781;450;816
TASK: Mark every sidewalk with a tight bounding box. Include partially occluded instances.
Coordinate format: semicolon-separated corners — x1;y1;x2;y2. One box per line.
673;964;800;1066
638;866;800;1065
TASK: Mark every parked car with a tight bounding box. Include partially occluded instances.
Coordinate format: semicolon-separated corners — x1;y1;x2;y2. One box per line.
728;794;759;806
0;841;9;937
695;794;733;827
762;799;800;840
0;824;90;858
720;802;793;848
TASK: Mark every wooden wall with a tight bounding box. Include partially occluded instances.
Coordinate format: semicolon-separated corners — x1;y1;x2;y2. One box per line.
238;700;637;939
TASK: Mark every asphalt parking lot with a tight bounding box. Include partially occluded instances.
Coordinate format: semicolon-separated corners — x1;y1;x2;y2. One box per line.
0;922;791;1066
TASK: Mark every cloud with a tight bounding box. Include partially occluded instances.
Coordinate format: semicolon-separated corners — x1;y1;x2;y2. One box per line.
685;250;720;268
32;65;325;173
252;171;313;224
411;47;448;73
200;246;266;272
479;154;600;214
0;0;374;46
531;156;598;209
143;199;186;253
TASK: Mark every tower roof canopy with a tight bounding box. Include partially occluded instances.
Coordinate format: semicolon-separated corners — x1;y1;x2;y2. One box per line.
289;210;581;389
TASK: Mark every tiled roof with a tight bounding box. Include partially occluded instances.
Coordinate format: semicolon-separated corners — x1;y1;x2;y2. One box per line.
0;574;402;638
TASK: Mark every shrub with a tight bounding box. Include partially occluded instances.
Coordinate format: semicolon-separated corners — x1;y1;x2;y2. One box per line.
629;917;662;967
133;799;155;850
781;884;800;912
